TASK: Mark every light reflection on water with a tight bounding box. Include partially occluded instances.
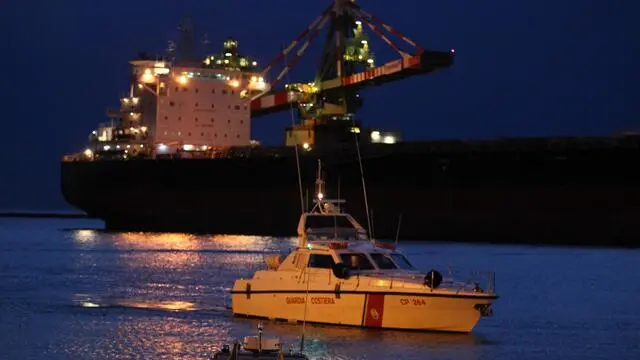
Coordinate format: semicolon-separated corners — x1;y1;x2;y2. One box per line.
1;219;639;360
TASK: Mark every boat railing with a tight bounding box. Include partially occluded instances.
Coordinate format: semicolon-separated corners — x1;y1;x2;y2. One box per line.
446;268;496;294
358;268;496;294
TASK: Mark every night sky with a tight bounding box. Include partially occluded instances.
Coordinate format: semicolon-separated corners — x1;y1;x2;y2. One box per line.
0;0;637;211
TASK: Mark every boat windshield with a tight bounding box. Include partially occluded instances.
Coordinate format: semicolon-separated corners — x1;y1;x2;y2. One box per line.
389;253;415;270
339;253;375;270
369;253;398;270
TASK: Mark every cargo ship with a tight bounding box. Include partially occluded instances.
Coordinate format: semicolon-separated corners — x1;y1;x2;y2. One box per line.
61;2;640;247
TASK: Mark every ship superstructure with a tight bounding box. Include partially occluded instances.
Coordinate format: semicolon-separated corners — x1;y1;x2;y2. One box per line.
77;23;269;161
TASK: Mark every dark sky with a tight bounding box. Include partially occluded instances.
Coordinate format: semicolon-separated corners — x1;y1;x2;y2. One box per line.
0;0;637;211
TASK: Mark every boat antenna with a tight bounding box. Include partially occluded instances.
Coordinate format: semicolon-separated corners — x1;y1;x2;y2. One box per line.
354;132;373;242
333;175;341;239
283;45;309;351
284;45;305;216
395;213;403;245
299;260;311;353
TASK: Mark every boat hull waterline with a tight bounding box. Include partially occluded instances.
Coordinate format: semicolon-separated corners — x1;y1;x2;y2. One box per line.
231;287;496;333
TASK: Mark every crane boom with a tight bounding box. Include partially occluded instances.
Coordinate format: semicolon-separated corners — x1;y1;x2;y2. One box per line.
251;50;453;116
246;0;454;149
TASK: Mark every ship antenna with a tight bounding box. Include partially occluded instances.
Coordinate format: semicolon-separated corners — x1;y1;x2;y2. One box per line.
354;132;373;242
299;263;311;353
395;213;403;245
284;45;305;216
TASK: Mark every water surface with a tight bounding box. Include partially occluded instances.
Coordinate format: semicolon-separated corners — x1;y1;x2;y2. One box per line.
0;218;638;359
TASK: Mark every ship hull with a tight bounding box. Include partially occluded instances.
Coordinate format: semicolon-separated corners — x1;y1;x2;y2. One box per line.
231;291;492;333
60;138;640;247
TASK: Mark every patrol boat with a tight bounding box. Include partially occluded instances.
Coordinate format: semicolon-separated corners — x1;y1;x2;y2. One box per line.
231;162;498;333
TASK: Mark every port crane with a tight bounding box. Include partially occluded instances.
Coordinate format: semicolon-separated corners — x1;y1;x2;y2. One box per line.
248;0;454;145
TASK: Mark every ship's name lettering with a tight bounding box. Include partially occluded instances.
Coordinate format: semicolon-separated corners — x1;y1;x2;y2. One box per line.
399;298;426;306
285;296;305;304
285;296;335;305
311;297;335;304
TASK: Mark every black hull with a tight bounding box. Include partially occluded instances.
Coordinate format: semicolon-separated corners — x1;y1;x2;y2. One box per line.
61;137;640;247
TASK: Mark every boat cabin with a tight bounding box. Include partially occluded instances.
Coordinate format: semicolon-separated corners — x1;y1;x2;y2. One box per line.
268;159;418;278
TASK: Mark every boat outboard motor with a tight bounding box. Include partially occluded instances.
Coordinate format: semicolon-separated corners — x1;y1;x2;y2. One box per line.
331;262;350;279
424;269;443;289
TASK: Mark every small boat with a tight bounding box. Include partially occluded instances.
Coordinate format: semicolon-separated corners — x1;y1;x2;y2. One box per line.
212;323;308;359
231;161;499;333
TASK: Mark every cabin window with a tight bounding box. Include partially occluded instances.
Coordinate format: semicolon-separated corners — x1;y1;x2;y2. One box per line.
369;253;397;270
340;253;374;271
390;253;415;270
309;254;335;269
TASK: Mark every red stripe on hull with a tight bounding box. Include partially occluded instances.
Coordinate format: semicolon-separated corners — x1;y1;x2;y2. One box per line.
363;293;385;327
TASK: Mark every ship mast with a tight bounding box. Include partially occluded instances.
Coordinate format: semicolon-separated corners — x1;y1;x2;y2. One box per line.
176;16;197;62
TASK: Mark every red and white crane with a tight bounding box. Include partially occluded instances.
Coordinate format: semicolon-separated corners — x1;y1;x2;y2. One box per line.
249;0;455;119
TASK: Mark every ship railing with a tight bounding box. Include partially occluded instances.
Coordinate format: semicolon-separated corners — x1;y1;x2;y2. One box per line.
450;269;496;294
358;268;496;294
62;155;79;162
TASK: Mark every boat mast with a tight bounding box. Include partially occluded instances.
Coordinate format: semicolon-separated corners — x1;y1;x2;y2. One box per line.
315;159;325;203
354;129;373;242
